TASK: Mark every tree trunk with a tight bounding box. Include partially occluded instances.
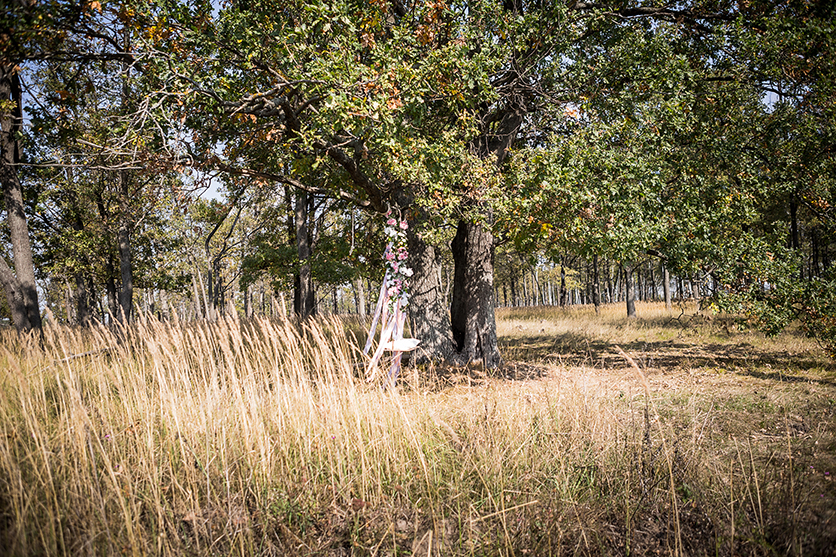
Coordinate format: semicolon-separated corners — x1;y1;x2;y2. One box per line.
592;255;601;313
191;268;204;320
353;277;366;318
624;264;636;318
648;263;657;301
560;262;567;307
405;214;455;363
663;266;672;310
533;266;542;306
450;219;501;368
244;283;252;319
636;265;643;302
105;265;119;323
117;170;133;322
0;63;41;331
294;189;315;317
74;274;94;325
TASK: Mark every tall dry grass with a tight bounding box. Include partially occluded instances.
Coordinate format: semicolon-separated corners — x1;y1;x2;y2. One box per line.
0;307;833;556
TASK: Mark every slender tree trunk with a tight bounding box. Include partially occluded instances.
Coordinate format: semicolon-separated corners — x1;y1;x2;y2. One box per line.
64;279;75;323
353;277;366;318
592;255;601;313
104;256;119;322
117;170;133;322
560;262;567;307
624;264;636;318
633;265;645;301
450;219;501;367
0;63;41;330
663;266;672;310
691;274;701;303
242;284;248;318
74;275;94;325
294;189;315;317
648;263;657;302
615;266;621;303
533;266;541;306
191;270;204;320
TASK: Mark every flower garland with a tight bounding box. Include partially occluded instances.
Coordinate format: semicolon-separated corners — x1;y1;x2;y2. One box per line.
363;210;420;387
383;215;414;308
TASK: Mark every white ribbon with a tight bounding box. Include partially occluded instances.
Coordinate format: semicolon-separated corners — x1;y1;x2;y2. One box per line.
364;242;420;386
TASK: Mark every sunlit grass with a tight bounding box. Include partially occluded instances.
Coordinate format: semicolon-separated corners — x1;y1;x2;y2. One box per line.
0;305;834;556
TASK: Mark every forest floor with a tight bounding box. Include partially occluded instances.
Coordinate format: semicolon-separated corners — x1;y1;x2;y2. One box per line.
1;302;835;556
422;301;836;556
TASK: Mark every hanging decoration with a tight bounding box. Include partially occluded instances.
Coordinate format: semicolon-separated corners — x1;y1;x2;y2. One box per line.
364;210;420;387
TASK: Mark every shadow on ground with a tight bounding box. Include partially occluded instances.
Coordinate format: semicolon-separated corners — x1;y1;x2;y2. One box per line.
497;324;836;387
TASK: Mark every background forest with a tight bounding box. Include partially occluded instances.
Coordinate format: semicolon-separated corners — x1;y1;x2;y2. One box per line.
1;0;835;355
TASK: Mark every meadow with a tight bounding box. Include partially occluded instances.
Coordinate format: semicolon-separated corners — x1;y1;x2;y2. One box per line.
1;302;834;556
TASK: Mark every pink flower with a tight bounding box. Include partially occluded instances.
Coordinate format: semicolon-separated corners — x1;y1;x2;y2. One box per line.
385;252;395;261
392;263;399;273
398;251;407;260
399;221;408;230
387;218;397;226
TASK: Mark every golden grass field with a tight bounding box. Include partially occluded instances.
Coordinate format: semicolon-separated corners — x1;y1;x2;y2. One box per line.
1;302;834;556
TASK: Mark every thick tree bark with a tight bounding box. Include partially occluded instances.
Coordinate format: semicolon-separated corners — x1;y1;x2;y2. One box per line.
441;102;522;367
450;219;501;368
0;257;30;327
0;63;41;330
405;215;455;363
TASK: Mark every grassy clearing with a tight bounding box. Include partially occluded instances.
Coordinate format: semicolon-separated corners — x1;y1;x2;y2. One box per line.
1;304;834;556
